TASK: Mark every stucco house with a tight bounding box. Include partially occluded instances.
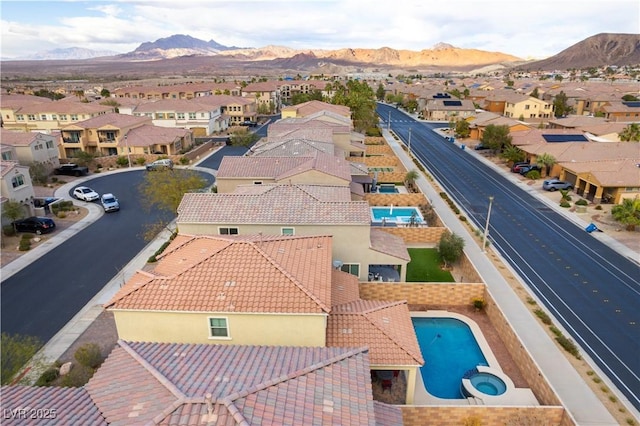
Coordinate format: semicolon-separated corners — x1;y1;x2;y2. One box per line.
466;111;532;140
0;129;60;170
176;184;411;281
422;98;476;121
0;161;36;218
105;233;423;404
281;100;350;119
2;342;404;425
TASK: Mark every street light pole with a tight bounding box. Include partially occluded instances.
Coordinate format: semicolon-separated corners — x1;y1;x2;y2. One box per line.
482;196;494;252
124;133;132;168
387;110;391;130
408;127;412;152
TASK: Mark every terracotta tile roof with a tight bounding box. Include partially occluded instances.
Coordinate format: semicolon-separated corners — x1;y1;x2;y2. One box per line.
217;153;352;182
123;124;190;148
248;138;337;157
131;98;220;113
328;300;424;367
0;161;21;178
62;112;151;129
1;385;107;425
18;100;113;115
560;158;640;186
86;341;396;426
330;269;361;306
105;234;333;314
266;126;336;142
0;129;55;147
282;100;351;118
0;94;52;109
370;229;411;261
269;117;350;134
177;184;371;225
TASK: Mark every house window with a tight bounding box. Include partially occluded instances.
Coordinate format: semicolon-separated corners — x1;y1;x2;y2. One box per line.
281;227;294;236
40;114;47;120
46;140;54;149
177;113;185;120
52;114;57;120
253;181;262;185
16;115;24;121
208;317;229;338
11;174;25;188
188;112;196;119
70;115;78;121
219;227;239;235
27;115;36;121
2;152;13;160
340;263;360;277
59;114;67;121
524;105;530;110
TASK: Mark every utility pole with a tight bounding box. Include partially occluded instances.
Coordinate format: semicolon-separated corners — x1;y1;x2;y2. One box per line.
124;132;132;168
483;196;494;252
408;127;412;152
387;110;391;130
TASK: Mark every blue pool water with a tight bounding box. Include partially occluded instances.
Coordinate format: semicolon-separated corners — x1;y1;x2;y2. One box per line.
412;317;488;398
377;185;399;193
371;207;423;224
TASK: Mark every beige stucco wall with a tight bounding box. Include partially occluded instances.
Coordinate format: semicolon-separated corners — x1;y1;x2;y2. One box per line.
215;178;277;193
111;310;327;346
1;165;35;204
217;171;349;193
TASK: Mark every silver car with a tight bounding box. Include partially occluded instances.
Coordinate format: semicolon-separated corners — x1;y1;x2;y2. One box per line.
100;193;120;212
542;179;573;191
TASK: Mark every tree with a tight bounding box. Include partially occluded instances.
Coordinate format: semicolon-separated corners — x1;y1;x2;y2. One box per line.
1;333;42;385
438;231;465;268
481;124;512;153
100;88;111;98
553;91;571;117
454;120;470;138
404;169;420;192
619;123;640;142
139;169;209;216
611;198;640;231
530;87;539;99
501;145;525;164
536;152;556;177
29;162;49;185
2;200;26;232
376;83;385;101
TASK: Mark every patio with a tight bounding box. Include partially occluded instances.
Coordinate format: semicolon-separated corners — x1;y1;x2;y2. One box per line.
368;265;401;282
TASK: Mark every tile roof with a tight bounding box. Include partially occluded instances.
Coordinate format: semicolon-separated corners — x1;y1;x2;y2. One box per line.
369;229;411;261
0;161;22;178
85;341;399;426
62;112;151;129
328;300;424;367
0;129;55;147
330;269;361;306
18;100;113;115
131;98;220;113
0;94;53;109
282;100;351;118
177;184;371;225
217;153;352;182
560;158;640;186
0;385;107;425
123;124;190;148
266;126;336;143
105;234;333;314
248;137;337;157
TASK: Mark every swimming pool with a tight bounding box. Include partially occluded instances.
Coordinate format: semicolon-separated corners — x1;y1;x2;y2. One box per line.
377;185;399;194
412;316;488;399
371;206;424;225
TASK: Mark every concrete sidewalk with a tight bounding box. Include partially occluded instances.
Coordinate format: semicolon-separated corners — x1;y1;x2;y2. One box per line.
383;128;623;425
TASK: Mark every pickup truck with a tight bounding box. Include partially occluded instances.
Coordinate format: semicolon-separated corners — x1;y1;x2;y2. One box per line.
53;163;89;177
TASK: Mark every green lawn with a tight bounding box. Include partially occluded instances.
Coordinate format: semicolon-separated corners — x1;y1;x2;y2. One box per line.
406;248;455;282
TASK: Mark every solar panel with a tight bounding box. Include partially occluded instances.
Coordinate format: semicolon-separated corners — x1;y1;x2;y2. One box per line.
623;101;640;108
433;93;451;98
443;100;463;107
542;134;589;143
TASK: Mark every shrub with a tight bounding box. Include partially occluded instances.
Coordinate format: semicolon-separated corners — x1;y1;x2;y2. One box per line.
115;156;129;167
471;297;486;311
18;239;31;251
74;343;103;369
3;225;16;237
560;200;571;208
595;205;603;210
35;367;59;386
525;170;541;180
179;156;190;165
534;308;552;325
57;212;67;219
555;334;580;359
60;365;93;388
136;157;147;166
575;199;588;206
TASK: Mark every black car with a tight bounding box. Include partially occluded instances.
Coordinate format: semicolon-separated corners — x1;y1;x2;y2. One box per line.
13;216;56;234
519;164;542;175
474;143;491;150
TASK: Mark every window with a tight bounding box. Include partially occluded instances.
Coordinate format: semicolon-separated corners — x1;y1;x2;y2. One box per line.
59;114;67;121
46;140;54;149
70;114;78;121
177;113;185;120
2;152;13;161
40;114;47;120
524;105;530;110
27;114;36;121
16;115;24;121
253;181;263;185
208;317;229;338
219;227;239;235
340;263;360;277
281;227;294;236
188;112;196;119
52;114;57;120
11;174;25;188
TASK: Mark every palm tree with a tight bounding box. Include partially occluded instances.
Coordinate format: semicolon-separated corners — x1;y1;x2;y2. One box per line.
536;153;556;177
404;169;420;192
611;198;640;231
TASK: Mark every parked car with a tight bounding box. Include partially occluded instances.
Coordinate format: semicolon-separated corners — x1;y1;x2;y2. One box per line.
73;186;100;202
13;216;56;234
53;163;89;177
100;193;120;212
518;164;542;175
474;143;490;150
542;179;574;191
510;162;530;173
145;159;174;171
240;120;257;127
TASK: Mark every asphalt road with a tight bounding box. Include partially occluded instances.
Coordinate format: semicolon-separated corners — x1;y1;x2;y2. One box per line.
378;103;640;410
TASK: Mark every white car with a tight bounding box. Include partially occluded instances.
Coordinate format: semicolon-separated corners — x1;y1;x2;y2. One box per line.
73;186;99;202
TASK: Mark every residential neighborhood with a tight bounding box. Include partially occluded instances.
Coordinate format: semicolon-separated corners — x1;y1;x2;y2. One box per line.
1;68;639;426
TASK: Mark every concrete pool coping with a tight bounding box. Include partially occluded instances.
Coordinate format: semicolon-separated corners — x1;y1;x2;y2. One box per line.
411;311;538;406
370;206;425;225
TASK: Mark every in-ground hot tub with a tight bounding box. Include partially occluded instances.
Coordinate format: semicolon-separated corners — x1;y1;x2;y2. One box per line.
461;365;514;399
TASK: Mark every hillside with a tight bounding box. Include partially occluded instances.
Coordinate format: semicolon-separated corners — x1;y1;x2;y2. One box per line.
521;33;640;70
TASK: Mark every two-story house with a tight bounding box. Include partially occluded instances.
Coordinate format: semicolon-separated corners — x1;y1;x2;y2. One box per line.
0;129;60;170
0;161;36;218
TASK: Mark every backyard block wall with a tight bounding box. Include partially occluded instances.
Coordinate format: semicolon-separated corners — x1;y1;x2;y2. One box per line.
377;227;447;244
400;406;571;426
482;289;564;408
364;155;400;167
364;144;393;155
364;193;428;206
359;283;485;305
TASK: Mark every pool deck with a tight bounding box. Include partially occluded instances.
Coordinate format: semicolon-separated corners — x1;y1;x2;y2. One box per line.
411;311;539;406
385;127;621;424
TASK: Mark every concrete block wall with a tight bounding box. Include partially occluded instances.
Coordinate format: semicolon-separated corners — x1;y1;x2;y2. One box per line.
359;283;485;305
364;193;428;206
377;227;447;244
400;406;570;426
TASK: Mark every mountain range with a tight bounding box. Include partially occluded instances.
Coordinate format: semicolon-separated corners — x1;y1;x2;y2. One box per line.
2;33;638;78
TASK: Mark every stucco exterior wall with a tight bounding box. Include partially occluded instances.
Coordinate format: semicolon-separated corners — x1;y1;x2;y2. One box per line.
111;310;327;346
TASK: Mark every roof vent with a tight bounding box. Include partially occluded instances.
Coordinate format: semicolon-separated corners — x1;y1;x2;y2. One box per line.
341;328;352;334
224;281;236;287
382;317;390;324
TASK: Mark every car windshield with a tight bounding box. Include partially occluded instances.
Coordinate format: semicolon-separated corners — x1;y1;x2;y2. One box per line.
103;197;115;203
81;188;92;193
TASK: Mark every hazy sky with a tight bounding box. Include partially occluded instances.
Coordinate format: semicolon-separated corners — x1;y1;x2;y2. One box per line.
1;0;638;60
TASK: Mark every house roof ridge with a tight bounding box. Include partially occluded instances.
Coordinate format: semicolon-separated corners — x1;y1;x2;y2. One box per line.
362;306;425;365
103;270;156;308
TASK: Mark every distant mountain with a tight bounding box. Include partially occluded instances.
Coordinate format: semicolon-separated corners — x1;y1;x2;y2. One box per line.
121;34;244;59
521;33;640;70
17;47;119;60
